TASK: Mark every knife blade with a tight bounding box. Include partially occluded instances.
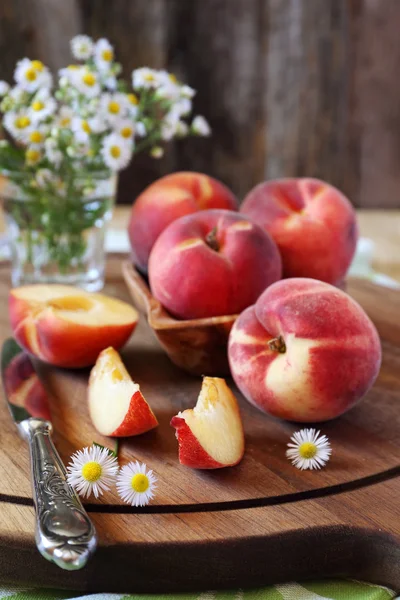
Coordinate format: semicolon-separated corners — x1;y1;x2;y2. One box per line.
1;338;97;570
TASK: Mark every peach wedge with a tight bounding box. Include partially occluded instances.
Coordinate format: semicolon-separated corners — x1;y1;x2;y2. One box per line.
171;376;245;469
88;347;158;437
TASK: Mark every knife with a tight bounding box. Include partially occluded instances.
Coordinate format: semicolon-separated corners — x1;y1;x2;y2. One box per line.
1;338;97;570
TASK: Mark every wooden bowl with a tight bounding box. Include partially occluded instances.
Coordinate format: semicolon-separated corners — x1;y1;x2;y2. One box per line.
122;261;237;376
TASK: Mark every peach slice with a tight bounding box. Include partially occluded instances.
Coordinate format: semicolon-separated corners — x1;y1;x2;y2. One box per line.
88;347;158;437
170;376;245;469
9;284;138;368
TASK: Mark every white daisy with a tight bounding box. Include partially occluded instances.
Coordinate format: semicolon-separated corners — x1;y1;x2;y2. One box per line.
4;109;32;141
25;146;42;166
286;429;332;471
44;138;63;168
176;120;189;137
71;116;92;143
28;90;56;122
114;118;135;141
0;81;10;96
14;59;52;93
56;106;74;129
7;85;28;106
71;67;100;98
116;461;157;507
94;38;114;72
156;71;181;100
70;35;94;60
191;115;211;137
101;132;133;171
174;98;192;118
99;92;129;125
132;67;162;90
26;123;48;147
161;114;179;141
150;146;164;159
181;84;196;99
103;74;117;91
136;121;146;137
67;445;119;499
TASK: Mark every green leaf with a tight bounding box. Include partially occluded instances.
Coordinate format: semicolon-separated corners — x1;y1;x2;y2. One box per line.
93;440;119;458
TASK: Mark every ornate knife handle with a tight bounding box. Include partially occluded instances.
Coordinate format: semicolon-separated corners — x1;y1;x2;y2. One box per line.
19;418;97;570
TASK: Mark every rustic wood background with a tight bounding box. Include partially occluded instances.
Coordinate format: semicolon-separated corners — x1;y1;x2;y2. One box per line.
0;0;399;208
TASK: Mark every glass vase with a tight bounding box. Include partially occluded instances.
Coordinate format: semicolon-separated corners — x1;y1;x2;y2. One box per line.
1;171;117;292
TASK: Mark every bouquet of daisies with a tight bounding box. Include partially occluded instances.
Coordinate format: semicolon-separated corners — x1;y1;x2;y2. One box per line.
0;34;210;181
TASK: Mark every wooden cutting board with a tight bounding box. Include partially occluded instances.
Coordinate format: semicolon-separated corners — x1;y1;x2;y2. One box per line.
0;257;400;592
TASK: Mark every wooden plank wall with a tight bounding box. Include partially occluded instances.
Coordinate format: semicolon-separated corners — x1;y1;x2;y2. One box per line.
0;0;399;207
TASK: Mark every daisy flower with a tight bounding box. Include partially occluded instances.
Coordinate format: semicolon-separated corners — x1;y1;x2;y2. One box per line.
132;67;162;90
71;67;100;98
71;116;92;143
181;84;196;99
70;35;94;60
101;132;133;171
25;146;42;166
14;58;52;93
286;429;332;471
94;38;114;72
56;106;74;129
26;123;48;147
161;114;179;141
4;110;32;141
191;115;211;136
100;92;129;125
103;74;117;91
116;461;157;507
176;120;189;137
114;118;135;141
44;138;63;168
67;445;119;499
35;168;54;188
28;90;57;122
7;85;28;105
0;81;10;96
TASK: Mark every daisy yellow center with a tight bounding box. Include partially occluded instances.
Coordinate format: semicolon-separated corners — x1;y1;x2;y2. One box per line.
131;473;149;493
68;65;79;70
82;461;102;482
110;145;121;158
298;442;317;459
127;93;138;105
144;73;155;82
60;117;71;127
102;49;113;62
26;148;40;162
81;120;91;133
15;116;30;129
32;101;44;111
108;101;120;114
120;126;132;138
169;73;177;83
31;60;44;72
25;69;37;82
83;72;96;86
29;131;43;143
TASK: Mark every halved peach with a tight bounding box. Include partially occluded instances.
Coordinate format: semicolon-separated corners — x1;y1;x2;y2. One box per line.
171;376;245;469
9;285;138;368
88;347;158;437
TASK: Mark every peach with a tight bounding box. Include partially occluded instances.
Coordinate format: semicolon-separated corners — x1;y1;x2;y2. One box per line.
148;209;282;320
240;178;358;284
9;285;138;368
128;172;238;272
88;347;158;437
228;278;381;422
4;352;51;421
170;376;245;469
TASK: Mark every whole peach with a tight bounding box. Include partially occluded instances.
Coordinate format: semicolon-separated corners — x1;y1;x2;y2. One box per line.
240;178;358;284
228;278;381;422
148;209;282;320
128;172;238;272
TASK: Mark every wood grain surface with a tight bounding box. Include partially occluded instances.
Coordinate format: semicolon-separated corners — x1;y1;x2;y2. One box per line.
0;258;400;592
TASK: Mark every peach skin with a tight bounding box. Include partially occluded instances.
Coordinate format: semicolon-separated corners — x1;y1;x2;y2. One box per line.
240;178;358;284
148;209;282;320
88;347;158;437
228;278;381;422
9;284;138;368
171;376;245;469
128;171;238;272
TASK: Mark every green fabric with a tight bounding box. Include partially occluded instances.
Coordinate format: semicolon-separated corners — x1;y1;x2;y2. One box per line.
0;581;395;600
